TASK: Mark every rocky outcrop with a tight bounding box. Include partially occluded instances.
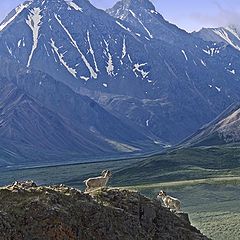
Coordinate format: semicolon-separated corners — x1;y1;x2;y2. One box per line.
0;181;209;240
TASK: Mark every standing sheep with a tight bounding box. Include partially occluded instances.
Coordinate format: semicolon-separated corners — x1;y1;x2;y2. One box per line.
83;170;112;192
157;190;181;212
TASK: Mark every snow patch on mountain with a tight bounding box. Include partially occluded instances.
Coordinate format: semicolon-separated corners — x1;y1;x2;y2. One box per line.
150;9;158;15
103;39;115;76
87;30;99;73
181;50;188;61
50;38;77;78
133;63;149;79
54;14;97;79
5;43;13;56
116;21;131;33
80;76;89;81
200;59;207;67
128;10;153;39
202;47;220;56
43;43;50;56
121;36;127;60
18;39;22;48
26;7;43;67
215;86;221;92
65;0;83;12
146;119;150;127
227;69;236;74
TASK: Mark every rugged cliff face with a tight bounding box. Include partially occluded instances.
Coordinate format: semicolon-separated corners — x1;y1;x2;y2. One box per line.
0;181;209;240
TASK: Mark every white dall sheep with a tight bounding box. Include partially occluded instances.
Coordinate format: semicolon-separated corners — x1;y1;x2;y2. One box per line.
83;170;112;192
157;190;181;212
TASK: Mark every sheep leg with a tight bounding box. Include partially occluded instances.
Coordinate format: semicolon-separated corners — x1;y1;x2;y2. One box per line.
175;204;180;212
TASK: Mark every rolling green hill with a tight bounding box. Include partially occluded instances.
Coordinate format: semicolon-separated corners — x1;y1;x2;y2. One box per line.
1;146;240;187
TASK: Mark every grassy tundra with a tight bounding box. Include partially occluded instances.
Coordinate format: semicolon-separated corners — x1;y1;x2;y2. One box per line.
0;146;240;239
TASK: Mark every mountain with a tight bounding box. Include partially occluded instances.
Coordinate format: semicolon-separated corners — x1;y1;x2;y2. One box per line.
90;0;240;143
0;0;152;95
0;181;209;240
78;89;207;144
194;25;240;52
0;83;113;165
1;0;240;150
0;58;158;168
181;103;240;147
106;0;189;43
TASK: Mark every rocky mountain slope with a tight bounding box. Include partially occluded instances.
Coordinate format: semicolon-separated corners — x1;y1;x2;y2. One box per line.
0;58;158;168
182;103;240;147
1;0;240;161
0;83;111;163
0;181;209;240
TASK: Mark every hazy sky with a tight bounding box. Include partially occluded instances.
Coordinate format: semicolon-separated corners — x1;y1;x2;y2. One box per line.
0;0;240;32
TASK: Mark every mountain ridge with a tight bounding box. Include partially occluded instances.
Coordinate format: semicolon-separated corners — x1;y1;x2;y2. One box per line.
0;181;209;240
193;25;240;51
1;0;240;161
181;103;240;147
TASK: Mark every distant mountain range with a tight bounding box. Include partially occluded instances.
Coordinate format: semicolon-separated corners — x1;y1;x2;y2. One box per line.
182;103;240;147
0;0;240;167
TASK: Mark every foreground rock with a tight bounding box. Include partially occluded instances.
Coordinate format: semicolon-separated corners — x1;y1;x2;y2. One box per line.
0;181;209;240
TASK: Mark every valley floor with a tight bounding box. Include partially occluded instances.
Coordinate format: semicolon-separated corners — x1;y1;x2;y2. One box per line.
1;146;240;240
124;179;240;240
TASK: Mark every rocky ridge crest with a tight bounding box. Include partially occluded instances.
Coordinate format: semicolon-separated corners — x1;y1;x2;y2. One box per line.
0;181;209;240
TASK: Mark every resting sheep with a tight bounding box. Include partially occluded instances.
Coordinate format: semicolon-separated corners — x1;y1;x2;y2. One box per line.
157;190;181;212
83;170;112;192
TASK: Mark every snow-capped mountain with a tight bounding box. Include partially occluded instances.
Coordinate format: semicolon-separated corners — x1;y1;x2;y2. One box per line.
194;25;240;52
104;0;240;142
0;0;154;96
106;0;189;43
1;0;240;161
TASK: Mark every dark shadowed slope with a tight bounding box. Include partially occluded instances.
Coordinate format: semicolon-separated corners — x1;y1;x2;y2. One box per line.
0;83;119;167
0;58;159;168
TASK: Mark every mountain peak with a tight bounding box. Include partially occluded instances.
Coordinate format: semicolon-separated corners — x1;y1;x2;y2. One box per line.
107;0;162;40
0;0;94;32
107;0;189;43
121;0;155;10
108;0;156;13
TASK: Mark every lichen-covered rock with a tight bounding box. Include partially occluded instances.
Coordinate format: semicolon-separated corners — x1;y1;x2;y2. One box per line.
0;181;209;240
